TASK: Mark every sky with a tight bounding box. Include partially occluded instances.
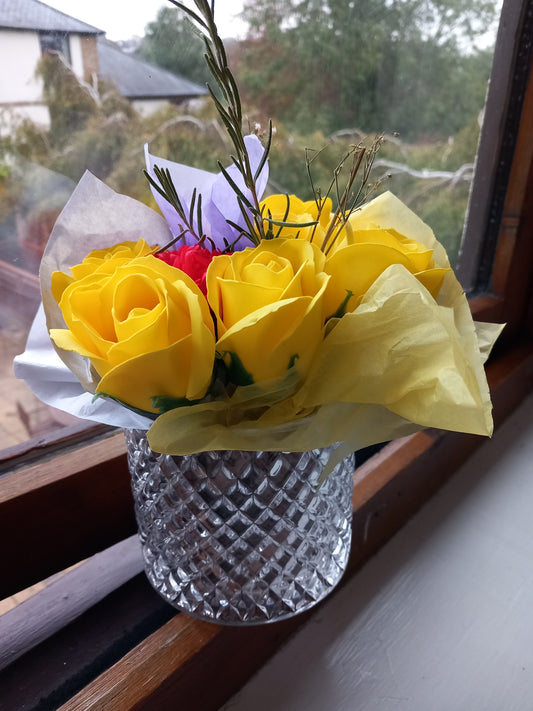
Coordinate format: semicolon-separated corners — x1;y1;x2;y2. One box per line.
44;0;247;41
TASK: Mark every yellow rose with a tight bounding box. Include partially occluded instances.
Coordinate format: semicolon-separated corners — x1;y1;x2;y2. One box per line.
206;238;329;383
260;194;332;245
324;222;449;316
51;239;156;303
50;251;215;413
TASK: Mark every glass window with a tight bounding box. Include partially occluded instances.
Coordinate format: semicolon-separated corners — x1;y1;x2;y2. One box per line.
0;0;509;452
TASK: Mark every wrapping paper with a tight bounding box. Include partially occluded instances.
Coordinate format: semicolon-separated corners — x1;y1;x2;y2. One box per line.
145;134;269;250
14;175;503;464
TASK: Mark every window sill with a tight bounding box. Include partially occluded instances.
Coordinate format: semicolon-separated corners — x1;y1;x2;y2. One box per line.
1;337;532;710
220;384;533;711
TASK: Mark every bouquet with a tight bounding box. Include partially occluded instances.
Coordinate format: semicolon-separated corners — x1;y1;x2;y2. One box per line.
15;1;502;480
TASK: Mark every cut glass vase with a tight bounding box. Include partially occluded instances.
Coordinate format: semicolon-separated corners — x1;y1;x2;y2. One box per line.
125;429;355;625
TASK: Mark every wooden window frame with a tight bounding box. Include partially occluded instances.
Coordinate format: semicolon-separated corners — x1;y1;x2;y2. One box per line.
1;1;533;707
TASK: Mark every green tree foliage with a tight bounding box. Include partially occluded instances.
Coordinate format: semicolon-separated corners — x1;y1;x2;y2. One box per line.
238;0;498;139
139;6;211;86
36;53;99;143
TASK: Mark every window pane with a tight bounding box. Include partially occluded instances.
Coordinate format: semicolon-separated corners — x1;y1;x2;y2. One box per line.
40;31;71;64
0;0;505;450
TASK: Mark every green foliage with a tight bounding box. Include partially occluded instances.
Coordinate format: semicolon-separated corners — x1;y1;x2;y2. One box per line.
0;155;21;220
9;119;50;165
51;114;131;181
36;54;99;144
2;100;475;266
98;79;137;120
238;0;498;140
139;6;211;86
413;183;471;265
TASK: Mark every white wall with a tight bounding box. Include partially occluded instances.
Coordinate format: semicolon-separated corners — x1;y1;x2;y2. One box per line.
69;34;84;81
132;98;208;118
0;105;50;136
0;29;90;131
131;99;171;117
0;30;43;104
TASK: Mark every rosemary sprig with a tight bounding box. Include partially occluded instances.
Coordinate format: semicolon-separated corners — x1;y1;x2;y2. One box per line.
143;164;204;249
147;2;385;254
167;0;271;244
308;134;385;255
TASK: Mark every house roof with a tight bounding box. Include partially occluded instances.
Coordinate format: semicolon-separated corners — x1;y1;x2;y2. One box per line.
0;0;103;34
97;40;208;100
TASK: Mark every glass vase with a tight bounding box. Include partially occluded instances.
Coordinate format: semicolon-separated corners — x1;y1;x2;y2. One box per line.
125;429;355;625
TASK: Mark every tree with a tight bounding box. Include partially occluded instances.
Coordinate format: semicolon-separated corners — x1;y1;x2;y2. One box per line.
238;0;499;139
36;53;98;144
139;6;211;86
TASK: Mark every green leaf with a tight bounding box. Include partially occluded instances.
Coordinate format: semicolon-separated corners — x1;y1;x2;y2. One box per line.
217;162;255;210
328;290;354;320
151;395;203;413
220;351;255;386
288;354;299;369
92;392;157;420
265;218;319;229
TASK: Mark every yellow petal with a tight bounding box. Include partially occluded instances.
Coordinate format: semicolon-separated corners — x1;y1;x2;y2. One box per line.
60;279;115;355
216;292;325;383
51;270;74;304
259;194;328;242
242;255;294;290
216;279;285;329
414;267;450;299
112;272;166;342
324;243;413;315
97;322;215;413
49;328;109;375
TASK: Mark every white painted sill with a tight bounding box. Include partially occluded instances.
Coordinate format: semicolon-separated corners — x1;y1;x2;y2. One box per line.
223;392;533;711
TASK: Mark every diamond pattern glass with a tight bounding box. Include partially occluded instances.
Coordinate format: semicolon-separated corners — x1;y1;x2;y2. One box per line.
126;429;355;625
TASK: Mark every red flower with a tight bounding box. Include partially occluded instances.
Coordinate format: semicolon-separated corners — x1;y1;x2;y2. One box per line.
156;245;223;296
